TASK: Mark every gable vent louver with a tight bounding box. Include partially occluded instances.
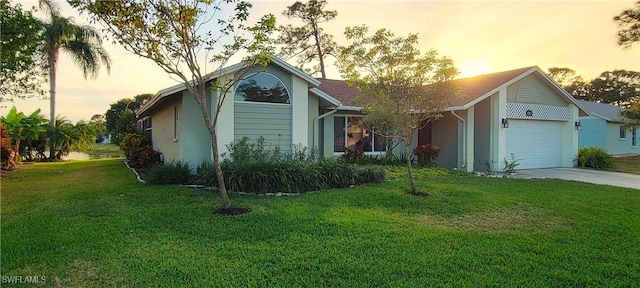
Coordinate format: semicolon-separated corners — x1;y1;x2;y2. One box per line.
516;81;542;103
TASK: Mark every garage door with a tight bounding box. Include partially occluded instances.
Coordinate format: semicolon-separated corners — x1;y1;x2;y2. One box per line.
506;120;562;169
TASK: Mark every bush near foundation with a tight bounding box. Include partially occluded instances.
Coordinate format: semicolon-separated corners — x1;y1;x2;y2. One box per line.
578;146;612;170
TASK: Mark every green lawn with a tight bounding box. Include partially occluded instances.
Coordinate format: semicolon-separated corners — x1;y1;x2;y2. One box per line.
611;155;640;174
83;143;124;159
2;159;639;287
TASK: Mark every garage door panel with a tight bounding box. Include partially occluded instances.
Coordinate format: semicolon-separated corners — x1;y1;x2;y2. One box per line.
506;120;562;169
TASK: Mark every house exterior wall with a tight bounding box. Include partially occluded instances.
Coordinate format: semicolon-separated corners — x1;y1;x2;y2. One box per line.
506;74;568;106
180;91;212;168
322;114;334;158
291;74;309;147
605;122;638;154
307;95;319;149
432;113;460;168
234;102;293;153
578;117;607;148
150;94;182;163
474;97;492;170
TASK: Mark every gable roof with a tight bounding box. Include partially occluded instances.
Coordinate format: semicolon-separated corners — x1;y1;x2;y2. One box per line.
577;100;624;122
447;66;535;108
317;66;588;115
137;56;338;117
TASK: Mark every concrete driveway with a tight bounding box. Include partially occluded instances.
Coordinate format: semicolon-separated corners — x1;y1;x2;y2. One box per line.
516;168;640;190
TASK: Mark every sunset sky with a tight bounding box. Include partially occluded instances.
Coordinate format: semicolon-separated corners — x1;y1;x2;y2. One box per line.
6;0;640;123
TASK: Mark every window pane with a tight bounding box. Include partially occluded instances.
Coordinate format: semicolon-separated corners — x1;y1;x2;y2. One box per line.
235;73;290;104
334;117;345;152
373;132;387;152
347;117;363;148
620;126;626;139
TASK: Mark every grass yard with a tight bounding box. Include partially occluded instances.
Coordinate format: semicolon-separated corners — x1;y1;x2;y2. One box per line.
611;155;640;174
2;159;639;287
83;143;124;159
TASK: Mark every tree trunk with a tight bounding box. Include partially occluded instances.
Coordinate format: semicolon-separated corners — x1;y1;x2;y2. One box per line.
194;93;232;209
405;150;417;194
312;22;326;79
48;51;58;160
12;138;21;165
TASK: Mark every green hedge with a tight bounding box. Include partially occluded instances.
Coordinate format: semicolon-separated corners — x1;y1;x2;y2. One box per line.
143;160;192;185
196;159;385;194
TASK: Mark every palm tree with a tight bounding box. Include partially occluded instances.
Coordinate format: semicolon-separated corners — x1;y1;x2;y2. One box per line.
49;117;96;160
39;0;111;159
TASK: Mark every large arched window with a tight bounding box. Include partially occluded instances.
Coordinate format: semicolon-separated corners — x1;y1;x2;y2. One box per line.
235;73;290;104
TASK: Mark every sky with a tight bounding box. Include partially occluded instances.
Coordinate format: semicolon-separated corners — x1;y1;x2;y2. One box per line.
5;0;640;123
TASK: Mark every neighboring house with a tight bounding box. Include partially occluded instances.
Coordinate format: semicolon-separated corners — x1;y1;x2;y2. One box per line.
138;57;588;172
577;100;638;154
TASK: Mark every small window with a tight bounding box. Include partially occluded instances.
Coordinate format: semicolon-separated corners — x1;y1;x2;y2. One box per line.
235;72;290;104
174;106;179;140
633;129;637;147
333;116;386;153
620;125;627;140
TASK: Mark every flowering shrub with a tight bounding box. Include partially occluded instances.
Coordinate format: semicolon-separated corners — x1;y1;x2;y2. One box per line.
413;144;440;166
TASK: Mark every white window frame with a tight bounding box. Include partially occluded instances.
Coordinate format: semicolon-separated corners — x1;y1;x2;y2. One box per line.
632;128;637;147
333;115;386;156
620;125;627;140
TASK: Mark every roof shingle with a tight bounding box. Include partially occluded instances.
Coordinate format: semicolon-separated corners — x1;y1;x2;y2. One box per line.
316;66;537;108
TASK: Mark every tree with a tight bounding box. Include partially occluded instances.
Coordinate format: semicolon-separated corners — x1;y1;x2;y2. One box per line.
48;117;96;159
69;0;276;212
589;70;640;107
547;67;590;100
105;94;152;145
337;25;459;195
614;1;640;48
89;114;107;143
276;0;337;78
0;106;48;166
0;0;46;102
620;100;640;130
39;0;111;159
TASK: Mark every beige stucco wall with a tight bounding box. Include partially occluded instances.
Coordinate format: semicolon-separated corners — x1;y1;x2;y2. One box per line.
151;94;182;163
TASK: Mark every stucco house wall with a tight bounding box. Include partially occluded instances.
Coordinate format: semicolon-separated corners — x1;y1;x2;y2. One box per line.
605;122;638;154
150;94;182;163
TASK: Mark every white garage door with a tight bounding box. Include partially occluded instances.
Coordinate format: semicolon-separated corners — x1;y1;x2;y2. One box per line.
506;120;563;169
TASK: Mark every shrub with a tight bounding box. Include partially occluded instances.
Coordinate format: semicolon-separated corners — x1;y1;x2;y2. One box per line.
413;144;440;166
143;161;192;185
120;133;147;159
196;159;384;194
129;145;162;168
341;146;365;164
224;136;281;163
578;146;612;170
355;166;386;184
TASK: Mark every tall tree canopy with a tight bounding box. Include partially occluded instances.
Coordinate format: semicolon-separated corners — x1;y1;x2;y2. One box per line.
338;25;459;195
547;67;590;100
69;0;276;212
620;101;640;130
614;1;640;48
105;94;152;145
589;70;640;107
39;0;111;158
276;0;337;78
0;0;46;102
